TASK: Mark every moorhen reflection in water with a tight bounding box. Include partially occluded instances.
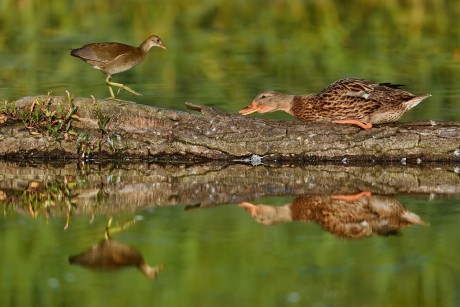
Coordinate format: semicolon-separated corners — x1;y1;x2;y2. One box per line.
69;219;163;280
239;192;427;238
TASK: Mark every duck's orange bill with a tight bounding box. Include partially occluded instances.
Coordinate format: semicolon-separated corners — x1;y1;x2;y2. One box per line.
239;101;258;115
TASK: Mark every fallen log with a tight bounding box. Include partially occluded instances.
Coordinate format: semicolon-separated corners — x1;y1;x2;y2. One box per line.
1;95;460;162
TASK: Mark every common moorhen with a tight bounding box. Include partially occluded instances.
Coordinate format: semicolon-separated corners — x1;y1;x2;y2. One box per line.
71;35;166;98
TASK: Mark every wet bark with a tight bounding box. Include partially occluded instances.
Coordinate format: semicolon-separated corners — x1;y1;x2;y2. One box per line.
1;95;460;162
1;161;459;216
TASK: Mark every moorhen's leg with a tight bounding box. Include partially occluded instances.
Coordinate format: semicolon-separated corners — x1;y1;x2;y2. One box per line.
105;75;142;97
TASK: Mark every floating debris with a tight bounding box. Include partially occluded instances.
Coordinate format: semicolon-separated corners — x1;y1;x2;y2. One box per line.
233;154;266;166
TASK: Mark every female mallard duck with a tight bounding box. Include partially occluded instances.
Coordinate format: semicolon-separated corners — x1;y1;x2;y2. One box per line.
239;192;427;238
239;78;431;129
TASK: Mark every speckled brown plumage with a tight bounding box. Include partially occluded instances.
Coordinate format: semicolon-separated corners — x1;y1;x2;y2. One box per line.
239;78;431;129
239;192;427;238
289;194;425;238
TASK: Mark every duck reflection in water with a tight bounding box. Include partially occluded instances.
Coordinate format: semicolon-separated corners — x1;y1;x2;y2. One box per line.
239;192;427;238
69;219;163;280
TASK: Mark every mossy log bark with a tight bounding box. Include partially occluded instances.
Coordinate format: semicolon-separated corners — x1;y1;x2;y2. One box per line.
1;95;460;162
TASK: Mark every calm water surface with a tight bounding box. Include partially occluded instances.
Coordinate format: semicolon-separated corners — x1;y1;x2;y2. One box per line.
1;162;460;306
1;1;460;306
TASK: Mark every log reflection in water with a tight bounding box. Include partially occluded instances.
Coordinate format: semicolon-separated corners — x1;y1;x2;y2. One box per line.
1;161;459;217
69;224;163;280
239;192;428;238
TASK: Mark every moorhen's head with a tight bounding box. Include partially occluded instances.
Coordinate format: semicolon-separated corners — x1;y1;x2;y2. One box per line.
141;35;166;52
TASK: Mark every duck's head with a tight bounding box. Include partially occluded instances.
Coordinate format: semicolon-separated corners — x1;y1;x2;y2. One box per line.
141;35;166;52
239;91;291;115
239;202;292;225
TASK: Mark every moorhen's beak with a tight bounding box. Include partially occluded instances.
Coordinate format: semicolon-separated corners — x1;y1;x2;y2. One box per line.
239;101;258;115
159;44;166;50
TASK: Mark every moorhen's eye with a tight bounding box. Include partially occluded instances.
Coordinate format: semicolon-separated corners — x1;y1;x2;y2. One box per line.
260;95;266;99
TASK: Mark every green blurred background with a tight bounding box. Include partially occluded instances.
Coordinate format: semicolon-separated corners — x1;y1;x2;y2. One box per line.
0;0;459;119
1;195;459;307
1;2;460;306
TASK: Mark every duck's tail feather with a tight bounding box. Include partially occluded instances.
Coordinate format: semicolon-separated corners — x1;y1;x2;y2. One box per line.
404;94;431;110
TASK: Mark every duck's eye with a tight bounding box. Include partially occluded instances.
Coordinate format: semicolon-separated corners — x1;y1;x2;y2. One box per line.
260;95;266;99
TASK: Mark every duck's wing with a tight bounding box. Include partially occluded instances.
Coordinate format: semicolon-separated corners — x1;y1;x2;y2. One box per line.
317;78;377;98
377;82;405;89
318;78;415;104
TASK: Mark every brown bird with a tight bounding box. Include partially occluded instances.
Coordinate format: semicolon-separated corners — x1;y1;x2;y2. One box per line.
69;237;163;280
69;217;163;280
70;35;166;98
239;192;427;238
239;78;431;129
